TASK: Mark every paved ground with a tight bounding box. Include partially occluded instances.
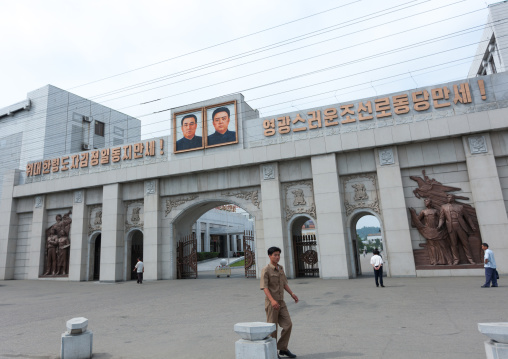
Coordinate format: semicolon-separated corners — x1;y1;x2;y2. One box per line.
0;273;504;359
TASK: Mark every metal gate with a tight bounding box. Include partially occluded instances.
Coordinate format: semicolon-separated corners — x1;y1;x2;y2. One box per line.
293;234;319;277
243;230;256;278
177;233;198;279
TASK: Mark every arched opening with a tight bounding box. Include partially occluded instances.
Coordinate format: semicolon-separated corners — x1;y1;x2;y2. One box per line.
126;229;144;280
93;234;101;280
350;212;384;278
172;200;255;279
289;215;319;278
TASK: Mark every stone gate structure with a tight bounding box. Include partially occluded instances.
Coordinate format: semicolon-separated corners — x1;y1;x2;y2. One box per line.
1;72;508;281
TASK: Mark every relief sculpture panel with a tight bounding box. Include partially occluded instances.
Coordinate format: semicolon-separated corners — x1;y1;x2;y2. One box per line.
88;205;102;235
42;210;72;277
283;181;316;221
125;200;144;231
408;170;483;268
342;174;380;216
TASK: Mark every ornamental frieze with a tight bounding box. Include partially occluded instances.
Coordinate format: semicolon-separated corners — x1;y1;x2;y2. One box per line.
165;195;199;216
222;191;260;209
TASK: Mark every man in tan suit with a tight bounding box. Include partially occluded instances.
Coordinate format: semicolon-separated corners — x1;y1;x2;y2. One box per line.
438;194;476;265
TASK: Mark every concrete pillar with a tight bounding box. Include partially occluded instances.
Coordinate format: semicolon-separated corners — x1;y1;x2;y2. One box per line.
375;147;416;277
69;190;88;281
205;222;210;252
239;234;244;251
0;169;21;280
232;234;238;252
259;163;287;268
463;134;508;274
101;183;124;282
27;194;48;279
227;234;231;257
196;220;202;252
311;154;350;279
144;179;161;280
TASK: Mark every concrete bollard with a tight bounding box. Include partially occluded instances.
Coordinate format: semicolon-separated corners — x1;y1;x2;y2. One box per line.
234;322;277;359
61;317;93;359
478;322;508;359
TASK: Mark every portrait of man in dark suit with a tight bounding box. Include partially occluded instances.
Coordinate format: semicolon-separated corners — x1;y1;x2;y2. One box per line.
206;105;237;147
175;113;203;152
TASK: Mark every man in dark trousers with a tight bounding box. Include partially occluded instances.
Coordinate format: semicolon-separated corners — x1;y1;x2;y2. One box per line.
370;249;384;287
133;257;144;284
260;247;299;358
481;243;498;288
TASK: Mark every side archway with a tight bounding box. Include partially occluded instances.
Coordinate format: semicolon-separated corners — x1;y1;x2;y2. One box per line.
287;214;320;278
86;231;102;281
346;209;387;278
124;229;144;281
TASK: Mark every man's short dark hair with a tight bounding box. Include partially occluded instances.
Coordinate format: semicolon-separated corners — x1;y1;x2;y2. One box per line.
482;243;489;248
212;106;230;120
268;247;281;255
181;114;197;126
137;257;142;261
373;249;380;255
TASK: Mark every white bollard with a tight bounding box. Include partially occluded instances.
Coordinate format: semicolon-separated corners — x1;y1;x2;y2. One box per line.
478;322;508;359
234;322;277;359
61;317;93;359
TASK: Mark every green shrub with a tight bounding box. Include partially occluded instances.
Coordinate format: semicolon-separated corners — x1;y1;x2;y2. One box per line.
197;252;220;262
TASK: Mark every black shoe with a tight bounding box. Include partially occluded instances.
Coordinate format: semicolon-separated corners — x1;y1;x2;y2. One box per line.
481;285;490;288
279;349;297;358
376;284;379;287
492;285;498;287
381;285;385;287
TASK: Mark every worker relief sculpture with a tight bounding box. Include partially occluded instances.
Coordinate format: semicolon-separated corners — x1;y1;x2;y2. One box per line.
408;170;483;267
42;210;72;276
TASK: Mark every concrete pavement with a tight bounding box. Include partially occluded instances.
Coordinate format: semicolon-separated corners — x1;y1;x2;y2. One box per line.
0;275;504;359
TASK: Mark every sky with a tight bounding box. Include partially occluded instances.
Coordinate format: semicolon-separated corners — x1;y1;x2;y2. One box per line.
0;0;501;142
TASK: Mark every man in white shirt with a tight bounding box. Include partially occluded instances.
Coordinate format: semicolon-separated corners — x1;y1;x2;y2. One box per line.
481;243;498;288
133;257;144;284
370;250;384;287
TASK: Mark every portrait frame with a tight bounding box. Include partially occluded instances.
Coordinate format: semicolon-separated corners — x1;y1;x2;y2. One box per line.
204;100;238;148
173;108;205;153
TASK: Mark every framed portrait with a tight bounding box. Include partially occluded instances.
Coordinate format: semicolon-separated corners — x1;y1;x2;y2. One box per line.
173;108;204;153
204;101;238;148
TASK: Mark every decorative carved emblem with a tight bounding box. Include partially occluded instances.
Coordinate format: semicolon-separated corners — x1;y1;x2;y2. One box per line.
263;165;275;180
222;191;260;209
88;205;102;234
146;180;156;194
125;200;144;231
35;196;43;208
94;211;102;226
379;148;395;165
131;207;141;223
352;183;368;201
292;189;306;206
283;181;316;221
302;250;318;265
74;191;83;203
468;135;488;154
342;174;379;216
165;195;199;216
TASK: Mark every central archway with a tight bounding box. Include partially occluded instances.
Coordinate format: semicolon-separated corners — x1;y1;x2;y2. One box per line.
168;198;258;280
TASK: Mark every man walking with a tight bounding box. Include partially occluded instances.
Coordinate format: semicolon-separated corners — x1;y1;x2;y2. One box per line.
481;243;498;288
133;257;144;284
260;247;299;358
370;249;385;287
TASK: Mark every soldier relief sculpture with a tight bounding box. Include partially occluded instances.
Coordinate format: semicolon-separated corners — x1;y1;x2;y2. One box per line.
408;171;482;267
42;210;72;276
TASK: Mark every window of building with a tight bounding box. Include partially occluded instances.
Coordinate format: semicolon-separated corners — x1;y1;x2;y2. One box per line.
489;56;497;74
95;121;105;137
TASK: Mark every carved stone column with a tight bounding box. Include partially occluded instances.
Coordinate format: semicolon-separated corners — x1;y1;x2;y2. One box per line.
101;183;124;282
69;190;88;281
259;163;287;270
311;153;350;279
144;179;161;280
27;194;48;279
375;147;416;277
463;134;508;274
0;169;22;280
